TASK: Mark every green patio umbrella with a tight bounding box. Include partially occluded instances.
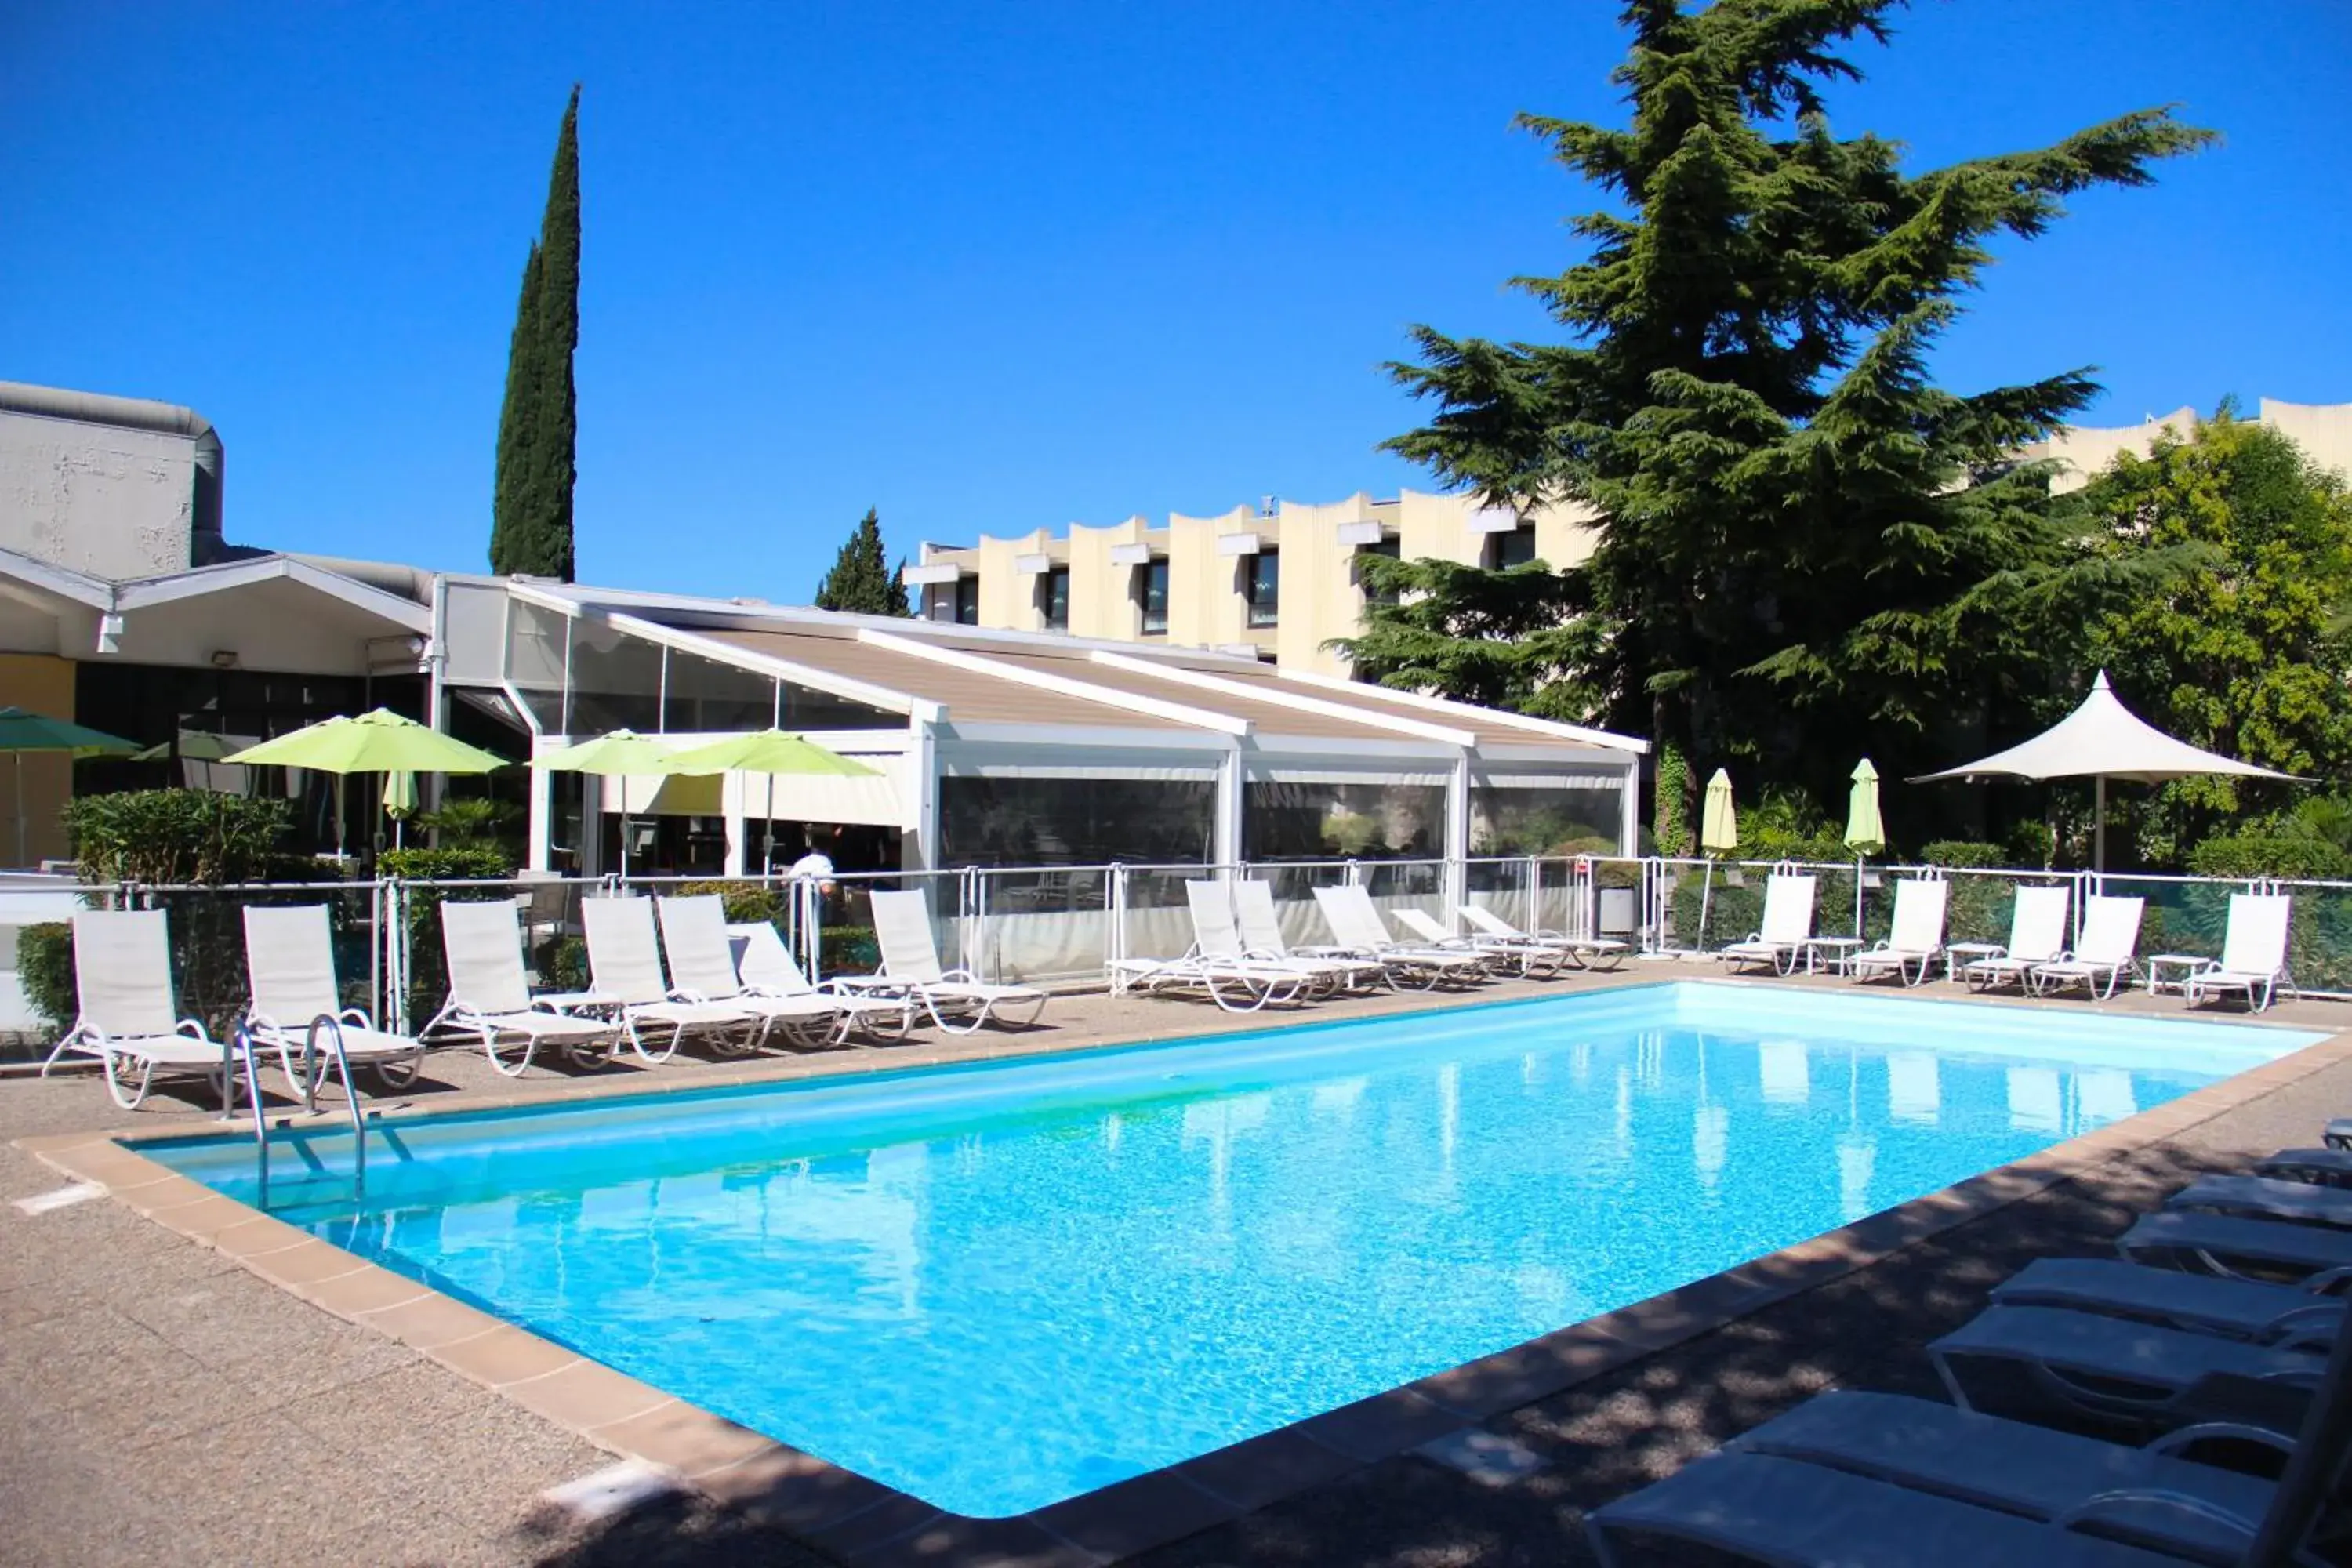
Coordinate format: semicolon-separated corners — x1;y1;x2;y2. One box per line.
223;710;507;856
383;769;418;849
1695;768;1737;952
1844;758;1885;936
531;729;683;877
0;707;140;868
666;729;881;871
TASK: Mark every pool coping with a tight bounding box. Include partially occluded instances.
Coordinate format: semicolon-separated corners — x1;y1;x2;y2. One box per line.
18;978;2352;1567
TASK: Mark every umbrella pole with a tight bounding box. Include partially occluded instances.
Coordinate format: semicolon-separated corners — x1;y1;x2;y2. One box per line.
1696;858;1715;954
13;751;23;869
2093;775;2107;876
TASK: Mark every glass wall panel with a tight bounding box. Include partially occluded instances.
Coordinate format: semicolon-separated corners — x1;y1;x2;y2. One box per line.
778;677;904;731
1244;778;1447;860
566;621;663;735
939;775;1214;866
504;599;569;731
662;648;775;733
1470;783;1621;855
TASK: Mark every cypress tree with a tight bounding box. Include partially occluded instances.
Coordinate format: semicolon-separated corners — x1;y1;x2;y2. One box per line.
1356;1;2212;808
490;85;582;580
815;509;912;616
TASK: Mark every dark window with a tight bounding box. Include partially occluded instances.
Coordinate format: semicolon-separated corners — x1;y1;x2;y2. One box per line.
1243;549;1279;628
1356;533;1402;606
1134;558;1170;634
953;576;980;626
1483;522;1538;572
662;648;774;733
1038;566;1070;631
940;775;1214;866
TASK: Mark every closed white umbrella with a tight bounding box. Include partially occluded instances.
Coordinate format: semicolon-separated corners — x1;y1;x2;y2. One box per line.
1911;672;2307;870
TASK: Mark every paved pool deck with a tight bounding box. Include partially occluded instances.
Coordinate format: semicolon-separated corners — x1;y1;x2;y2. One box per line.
2;961;2346;1566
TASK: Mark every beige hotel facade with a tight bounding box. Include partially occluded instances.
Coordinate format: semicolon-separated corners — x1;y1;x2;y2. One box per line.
906;398;2352;675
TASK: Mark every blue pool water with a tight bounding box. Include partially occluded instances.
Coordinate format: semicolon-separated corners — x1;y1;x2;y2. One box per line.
147;982;2319;1517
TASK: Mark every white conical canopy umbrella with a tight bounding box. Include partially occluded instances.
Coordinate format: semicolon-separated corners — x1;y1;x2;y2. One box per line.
1911;671;2307;869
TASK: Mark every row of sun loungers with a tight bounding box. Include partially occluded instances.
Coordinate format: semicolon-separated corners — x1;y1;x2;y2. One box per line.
1588;1128;2352;1566
1110;880;1623;1012
41;887;1048;1109
1719;872;2296;1011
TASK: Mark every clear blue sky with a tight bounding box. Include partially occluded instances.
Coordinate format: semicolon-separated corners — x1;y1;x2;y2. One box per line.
4;2;2345;600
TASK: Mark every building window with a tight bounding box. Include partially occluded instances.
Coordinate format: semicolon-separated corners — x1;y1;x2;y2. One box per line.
1037;566;1070;631
1355;533;1402;607
1134;558;1170;634
1483;522;1538;571
953;576;980;626
1243;549;1279;629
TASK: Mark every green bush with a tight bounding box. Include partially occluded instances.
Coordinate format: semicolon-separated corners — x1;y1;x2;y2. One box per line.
64;790;292;885
676;880;783;924
2186;832;2352;881
536;935;588;992
1922;840;2006;869
379;845;514;881
17;923;74;1031
382;846;516;1020
820;924;878;976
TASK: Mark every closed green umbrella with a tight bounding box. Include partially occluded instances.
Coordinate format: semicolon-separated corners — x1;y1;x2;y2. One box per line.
531;730;683;877
0;707;139;868
1845;757;1884;937
383;770;418;849
1695;769;1737;952
223;710;506;857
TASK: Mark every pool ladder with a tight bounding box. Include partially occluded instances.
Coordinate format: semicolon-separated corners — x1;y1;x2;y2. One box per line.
233;1016;368;1211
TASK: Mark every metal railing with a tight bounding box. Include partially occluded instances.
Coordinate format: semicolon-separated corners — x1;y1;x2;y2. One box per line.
17;855;2347;1050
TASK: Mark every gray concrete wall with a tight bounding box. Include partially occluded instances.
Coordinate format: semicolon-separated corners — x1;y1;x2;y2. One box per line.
0;409;195;579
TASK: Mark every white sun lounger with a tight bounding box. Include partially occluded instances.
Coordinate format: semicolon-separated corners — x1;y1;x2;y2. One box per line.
1991;1256;2348;1343
423;899;622;1076
1960;884;2072;991
1392;906;1566;978
2120;1210;2352;1283
1849;877;1947;986
242;904;426;1097
1457;900;1625;969
1311;884;1490;989
582;897;770;1062
1715;873;1815;976
41;909;237;1111
1927;1304;2331;1425
1107;882;1311;1012
654;895;862;1048
2185;892;2294;1013
845;887;1047;1034
2168;1172;2352;1231
724;920;913;1041
1231;878;1385;992
2030;895;2146;1000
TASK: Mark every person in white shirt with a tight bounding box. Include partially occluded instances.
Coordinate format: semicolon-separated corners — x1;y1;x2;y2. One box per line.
786;824;841;895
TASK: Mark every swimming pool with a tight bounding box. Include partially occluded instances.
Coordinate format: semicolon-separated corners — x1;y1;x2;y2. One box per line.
146;982;2320;1517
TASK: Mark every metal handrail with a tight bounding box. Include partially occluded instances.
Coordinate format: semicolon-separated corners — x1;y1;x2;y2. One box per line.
240;1012;367;1210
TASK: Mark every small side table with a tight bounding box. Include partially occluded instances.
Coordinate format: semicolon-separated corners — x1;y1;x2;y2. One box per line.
1944;942;2006;985
1803;936;1863;975
2147;954;2214;996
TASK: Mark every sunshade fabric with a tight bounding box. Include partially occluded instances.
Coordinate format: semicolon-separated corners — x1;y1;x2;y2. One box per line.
0;707;137;755
383;770;417;820
532;728;682;775
664;729;880;779
1845;758;1885;851
1700;769;1738;853
1911;673;2307;786
223;710;506;774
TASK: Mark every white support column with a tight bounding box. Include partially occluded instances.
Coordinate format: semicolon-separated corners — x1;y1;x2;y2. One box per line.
1618;757;1642;858
526;741;554;874
1214;747;1245;871
721;773;747;877
1445;753;1472;915
906;719;939;873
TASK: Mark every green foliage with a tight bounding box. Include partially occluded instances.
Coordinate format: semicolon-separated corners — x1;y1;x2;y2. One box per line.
17;923;73;1031
2082;414;2352;861
536;935;588;993
2186;831;2352;882
64;791;293;885
490;85;583;581
379;846;512;881
416;797;520;850
1343;551;1610;721
1922;840;2006;869
1375;0;2212;811
382;846;515;1020
814;510;913;617
676;880;783;924
820;924;878;976
1651;742;1690;857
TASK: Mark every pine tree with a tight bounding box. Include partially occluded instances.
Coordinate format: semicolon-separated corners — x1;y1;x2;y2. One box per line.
814;509;912;616
490;85;583;580
1356;1;2211;810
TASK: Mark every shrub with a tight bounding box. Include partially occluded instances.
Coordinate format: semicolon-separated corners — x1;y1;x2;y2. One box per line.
676;880;783;925
64;790;292;885
536;935;587;992
1921;840;2005;869
381;845;517;1020
17;923;74;1031
2186;832;2352;881
820;924;878;975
